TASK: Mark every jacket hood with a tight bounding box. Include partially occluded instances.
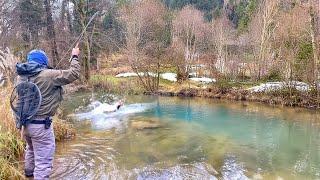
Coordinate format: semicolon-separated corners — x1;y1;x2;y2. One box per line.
16;62;46;77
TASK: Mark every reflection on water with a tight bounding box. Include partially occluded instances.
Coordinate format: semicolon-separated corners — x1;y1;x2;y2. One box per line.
53;94;320;179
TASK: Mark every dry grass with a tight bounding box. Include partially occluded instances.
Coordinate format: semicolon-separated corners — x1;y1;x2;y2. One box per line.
0;86;25;179
53;117;76;141
160;80;200;93
90;74;144;95
0;86;76;179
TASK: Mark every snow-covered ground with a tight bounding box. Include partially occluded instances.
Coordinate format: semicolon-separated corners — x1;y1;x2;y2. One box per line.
115;72;139;78
116;72;177;82
248;81;310;93
115;72;216;83
160;73;177;82
190;77;216;84
115;72;157;78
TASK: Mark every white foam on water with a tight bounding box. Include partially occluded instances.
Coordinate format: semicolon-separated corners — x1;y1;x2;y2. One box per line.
75;101;155;130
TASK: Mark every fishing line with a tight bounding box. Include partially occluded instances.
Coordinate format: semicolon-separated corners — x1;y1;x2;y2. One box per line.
55;11;99;68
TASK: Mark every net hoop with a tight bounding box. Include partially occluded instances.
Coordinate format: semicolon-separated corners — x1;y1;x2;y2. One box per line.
10;81;42;121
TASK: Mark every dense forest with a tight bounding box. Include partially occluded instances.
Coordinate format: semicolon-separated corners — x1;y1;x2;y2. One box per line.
0;0;319;91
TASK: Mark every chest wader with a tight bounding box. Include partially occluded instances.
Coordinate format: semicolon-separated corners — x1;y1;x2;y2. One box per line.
11;76;54;180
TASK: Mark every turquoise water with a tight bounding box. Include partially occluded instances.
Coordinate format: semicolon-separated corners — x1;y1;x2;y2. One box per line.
52;94;320;179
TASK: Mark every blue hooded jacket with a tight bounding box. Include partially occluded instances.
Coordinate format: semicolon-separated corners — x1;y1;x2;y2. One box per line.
16;50;48;77
27;50;49;66
16;62;46;77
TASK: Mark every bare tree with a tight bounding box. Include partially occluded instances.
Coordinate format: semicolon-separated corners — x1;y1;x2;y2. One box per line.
44;0;60;66
0;1;19;47
210;10;233;76
172;6;207;81
255;0;280;80
0;48;18;83
274;4;310;82
120;0;167;92
308;0;320;85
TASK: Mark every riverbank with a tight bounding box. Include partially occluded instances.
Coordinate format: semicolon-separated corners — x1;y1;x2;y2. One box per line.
146;87;320;109
88;74;320;109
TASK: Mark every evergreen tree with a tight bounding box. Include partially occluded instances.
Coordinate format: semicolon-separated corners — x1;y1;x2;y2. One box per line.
162;0;223;21
18;0;44;48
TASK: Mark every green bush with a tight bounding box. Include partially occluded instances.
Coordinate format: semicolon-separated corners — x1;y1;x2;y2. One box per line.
261;69;282;82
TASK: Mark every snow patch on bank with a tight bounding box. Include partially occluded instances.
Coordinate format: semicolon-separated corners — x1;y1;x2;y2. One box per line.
115;72;215;83
160;73;177;82
116;72;176;81
190;77;216;84
248;81;310;93
115;72;139;78
115;72;157;78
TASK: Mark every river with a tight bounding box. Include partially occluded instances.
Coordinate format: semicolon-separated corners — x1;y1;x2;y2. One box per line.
51;92;320;180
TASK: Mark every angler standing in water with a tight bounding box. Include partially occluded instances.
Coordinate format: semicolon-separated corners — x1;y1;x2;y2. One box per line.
12;45;81;179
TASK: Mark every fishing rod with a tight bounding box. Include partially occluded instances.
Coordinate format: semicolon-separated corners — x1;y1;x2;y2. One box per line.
55;11;100;68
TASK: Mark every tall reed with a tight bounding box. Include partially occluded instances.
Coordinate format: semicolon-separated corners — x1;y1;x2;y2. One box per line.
0;87;25;179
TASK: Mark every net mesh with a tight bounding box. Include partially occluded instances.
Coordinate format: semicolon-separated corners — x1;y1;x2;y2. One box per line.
10;82;42;122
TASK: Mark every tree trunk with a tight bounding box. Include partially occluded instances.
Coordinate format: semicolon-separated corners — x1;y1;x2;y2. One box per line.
309;2;319;84
60;0;67;29
66;1;73;34
77;0;91;81
257;0;279;80
44;0;60;67
309;0;320;107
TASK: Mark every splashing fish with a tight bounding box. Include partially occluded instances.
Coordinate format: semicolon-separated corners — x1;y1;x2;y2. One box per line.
75;101;155;130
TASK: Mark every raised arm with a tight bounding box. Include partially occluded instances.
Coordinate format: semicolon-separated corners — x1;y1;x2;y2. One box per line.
50;44;81;86
50;58;81;86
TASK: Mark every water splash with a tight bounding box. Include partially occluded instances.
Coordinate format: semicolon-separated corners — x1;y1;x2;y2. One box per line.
75;101;155;130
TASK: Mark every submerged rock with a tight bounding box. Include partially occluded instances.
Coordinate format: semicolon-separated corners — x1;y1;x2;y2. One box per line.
131;119;162;130
137;162;218;180
221;155;249;180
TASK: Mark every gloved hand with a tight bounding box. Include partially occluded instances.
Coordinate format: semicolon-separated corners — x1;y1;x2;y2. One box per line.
72;43;80;58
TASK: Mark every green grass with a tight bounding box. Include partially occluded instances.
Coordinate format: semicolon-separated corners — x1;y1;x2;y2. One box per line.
90;74;145;95
90;74;123;84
